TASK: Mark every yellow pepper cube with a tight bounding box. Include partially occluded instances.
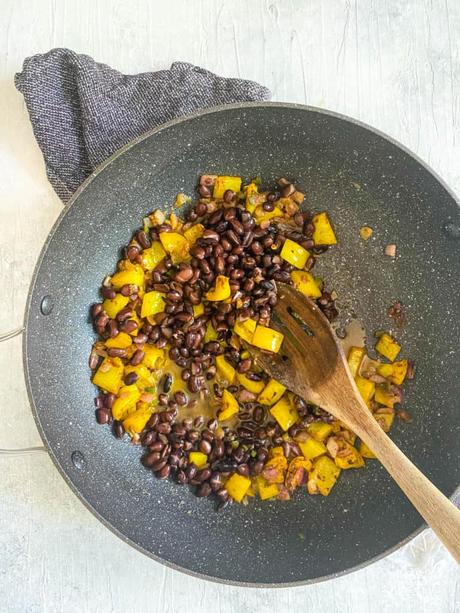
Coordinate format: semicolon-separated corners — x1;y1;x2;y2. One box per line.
347;346;366;377
204;321;218;343
254;206;283;224
374;408;395;432
193;303;205;317
309;456;341;496
102;294;130;319
234;318;257;343
123;406;153;435
189;451;208;469
215;354;236;384
270;395;299;431
236;373;265;394
280;238;309;269
290;270;322;298
299;436;327;460
387;359;408;385
142;345;165;370
355;375;375;404
257;378;286;406
359;441;376;459
375;333;401;362
213;176;242;199
307;422;333;441
141;291;165;318
256;476;279;500
226;473;251;502
184;223;205;246
205;275;231;301
334;440;365;469
374;385;398;407
92;358;124;395
141;241;166;270
218;389;240;421
312;212;338;246
245;182;258;213
376;362;394;379
111;385;141;421
111;264;144;289
251;324;284;353
105;331;133;349
159;232;190;263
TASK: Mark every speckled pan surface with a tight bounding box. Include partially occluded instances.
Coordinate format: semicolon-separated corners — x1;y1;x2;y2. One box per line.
24;103;460;586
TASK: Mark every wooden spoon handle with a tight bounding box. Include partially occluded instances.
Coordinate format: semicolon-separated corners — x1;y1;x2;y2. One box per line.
348;409;460;562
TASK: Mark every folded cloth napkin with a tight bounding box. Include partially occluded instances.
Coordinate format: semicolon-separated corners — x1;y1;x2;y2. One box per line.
15;48;271;201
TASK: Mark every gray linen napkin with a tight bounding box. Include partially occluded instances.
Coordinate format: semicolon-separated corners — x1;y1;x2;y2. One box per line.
15;48;271;201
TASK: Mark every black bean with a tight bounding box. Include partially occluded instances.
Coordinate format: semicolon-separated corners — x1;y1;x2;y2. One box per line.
101;286;116;299
95;408;109;424
106;347;127;358
174;391;188;406
162;373;173;393
196;483;212;497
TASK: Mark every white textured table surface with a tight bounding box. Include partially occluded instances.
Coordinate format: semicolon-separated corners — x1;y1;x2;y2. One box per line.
0;1;458;611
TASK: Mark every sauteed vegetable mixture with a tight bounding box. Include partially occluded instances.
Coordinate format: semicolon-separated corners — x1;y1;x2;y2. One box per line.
89;175;413;509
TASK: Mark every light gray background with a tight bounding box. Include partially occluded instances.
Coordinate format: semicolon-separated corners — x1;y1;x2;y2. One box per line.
0;1;458;611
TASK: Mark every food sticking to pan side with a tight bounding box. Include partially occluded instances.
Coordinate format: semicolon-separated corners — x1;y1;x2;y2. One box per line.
89;175;414;509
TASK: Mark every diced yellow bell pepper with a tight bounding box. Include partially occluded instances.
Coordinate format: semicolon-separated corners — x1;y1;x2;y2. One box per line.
359;441;376;459
263;454;288;483
374;407;395;432
376;362;394;379
375;333;401;362
270;395;299;431
215;354;236;383
102;294;130;319
141;241;166;270
226;472;251;502
111;264;145;289
111;385;141;421
193;303;205;317
333;439;365;469
299;436;327;460
257;378;286;406
254;206;283;224
141;291;165;318
307;422;333;441
347;346;366;377
374;385;398;407
159;232;190;263
256;476;279;500
218;389;240;421
204;321;218;343
377;359;408;385
236;373;265;394
290;270;321;298
124;364;154;389
205;275;231;301
105;331;133;349
270;446;285;458
92;357;124;394
285;456;312;490
213;176;242;199
142;345;165;370
280;238;309;269
309;456;341;496
355;375;375;403
251;324;284;353
184;223;204;246
234;318;257;343
123;406;153;435
245;182;258;213
189;451;208;469
312;212;338;246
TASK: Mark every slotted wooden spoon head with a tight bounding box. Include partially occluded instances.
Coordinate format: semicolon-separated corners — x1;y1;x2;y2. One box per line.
246;283;356;418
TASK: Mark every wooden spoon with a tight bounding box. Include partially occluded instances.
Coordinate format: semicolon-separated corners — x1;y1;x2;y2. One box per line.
246;282;460;562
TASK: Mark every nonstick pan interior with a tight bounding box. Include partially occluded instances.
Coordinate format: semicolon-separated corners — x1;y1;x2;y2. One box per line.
24;103;460;586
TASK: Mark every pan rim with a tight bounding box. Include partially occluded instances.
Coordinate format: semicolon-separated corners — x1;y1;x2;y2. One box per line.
22;101;460;588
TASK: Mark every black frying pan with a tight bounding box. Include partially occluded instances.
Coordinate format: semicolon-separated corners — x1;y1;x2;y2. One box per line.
23;103;460;586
